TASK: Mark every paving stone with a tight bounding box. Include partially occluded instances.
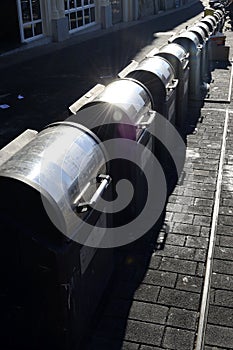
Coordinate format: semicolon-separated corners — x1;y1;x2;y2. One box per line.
167;307;198;330
186;236;209;249
219;206;233;216
155;245;195;260
173;213;194;224
218;215;233;226
214;246;233;261
158;287;200;310
182;205;212;216
216;224;232;236
165;233;186;246
124;320;164;347
176;275;203;293
149;255;162;270
172;223;200;236
134;284;160;303
184;188;215;199
219;235;233;247
208;305;233;327
193;215;212;227
212;273;233;291
159;257;197;275
205;324;233;349
162;327;195;350
194;198;214;207
213;259;233;275
129;301;168;324
196;262;206;277
143;270;177;288
169;195;194;205
200;227;211;238
166;203;183;212
194;248;207;262
215;290;233;307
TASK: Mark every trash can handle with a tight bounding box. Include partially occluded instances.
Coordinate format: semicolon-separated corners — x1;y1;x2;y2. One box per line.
136;110;156;129
74;174;111;213
168;79;179;90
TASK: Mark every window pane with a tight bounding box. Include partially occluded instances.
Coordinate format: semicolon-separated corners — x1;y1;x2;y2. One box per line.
32;0;41;20
70;12;77;29
84;0;89;5
84;8;90;24
69;0;75;9
21;0;31;23
77;11;83;27
24;24;33;38
64;0;68;10
90;7;95;22
34;22;42;36
77;0;82;7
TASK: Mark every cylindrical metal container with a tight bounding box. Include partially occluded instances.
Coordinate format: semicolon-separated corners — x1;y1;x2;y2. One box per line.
156;43;189;132
125;56;177;124
170;31;202;100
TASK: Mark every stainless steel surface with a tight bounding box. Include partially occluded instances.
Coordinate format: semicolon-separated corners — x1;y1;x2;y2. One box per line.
0;129;38;167
188;25;207;44
83;79;152;126
195;22;211;37
158;43;189;71
0;122;107;236
170;31;201;51
128;56;175;88
201;16;217;33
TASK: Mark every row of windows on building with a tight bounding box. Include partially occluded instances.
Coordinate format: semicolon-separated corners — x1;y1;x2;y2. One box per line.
1;0;182;49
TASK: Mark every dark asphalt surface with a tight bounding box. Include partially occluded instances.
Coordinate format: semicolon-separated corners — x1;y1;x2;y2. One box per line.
0;1;204;149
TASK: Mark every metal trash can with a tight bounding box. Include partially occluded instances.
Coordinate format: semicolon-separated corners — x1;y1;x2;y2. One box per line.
153;43;189;133
0;122;114;349
213;9;225;32
71;79;161;223
201;15;217;34
187;25;209;83
123;56;178;125
170;31;202;100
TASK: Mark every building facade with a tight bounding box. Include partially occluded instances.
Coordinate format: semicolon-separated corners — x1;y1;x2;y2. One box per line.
0;0;188;51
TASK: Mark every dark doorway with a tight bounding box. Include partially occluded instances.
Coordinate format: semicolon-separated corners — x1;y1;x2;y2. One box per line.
0;0;21;53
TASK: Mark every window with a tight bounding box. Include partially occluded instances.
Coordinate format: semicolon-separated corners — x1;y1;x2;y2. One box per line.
18;0;43;42
64;0;96;32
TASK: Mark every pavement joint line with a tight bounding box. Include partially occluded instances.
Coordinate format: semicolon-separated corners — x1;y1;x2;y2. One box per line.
195;108;230;350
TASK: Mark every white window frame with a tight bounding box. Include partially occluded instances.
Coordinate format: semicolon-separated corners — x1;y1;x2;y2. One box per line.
65;0;96;33
17;0;44;43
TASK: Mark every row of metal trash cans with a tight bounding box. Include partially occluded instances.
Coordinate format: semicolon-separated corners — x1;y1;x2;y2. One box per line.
0;7;225;350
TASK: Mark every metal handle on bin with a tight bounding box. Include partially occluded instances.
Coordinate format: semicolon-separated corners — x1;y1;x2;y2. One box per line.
136;110;156;129
168;79;179;90
74;174;111;213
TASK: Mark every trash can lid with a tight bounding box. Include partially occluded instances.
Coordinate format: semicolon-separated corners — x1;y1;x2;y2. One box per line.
195;22;211;37
156;43;189;76
201;15;217;32
127;56;175;89
78;79;152;136
187;25;207;44
170;31;201;54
